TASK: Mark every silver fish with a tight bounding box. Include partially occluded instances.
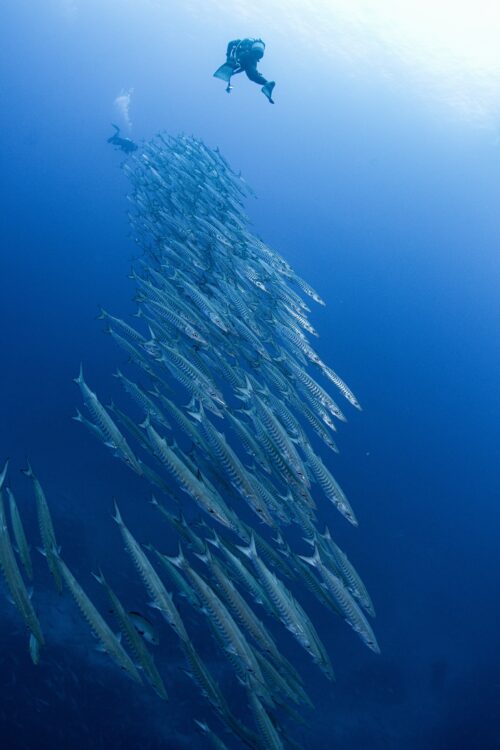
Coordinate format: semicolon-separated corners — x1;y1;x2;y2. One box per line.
299;545;380;654
112;502;189;643
56;554;142;681
0;468;44;646
7;488;33;581
93;571;167;700
22;462;63;593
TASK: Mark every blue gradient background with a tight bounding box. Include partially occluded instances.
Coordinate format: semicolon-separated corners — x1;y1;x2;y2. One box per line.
1;2;499;748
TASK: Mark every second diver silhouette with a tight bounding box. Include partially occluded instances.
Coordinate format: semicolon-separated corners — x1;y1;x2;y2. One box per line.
107;124;138;154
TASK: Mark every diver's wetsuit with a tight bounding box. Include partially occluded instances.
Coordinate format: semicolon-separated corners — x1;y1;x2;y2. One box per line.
107;124;138;154
214;39;275;103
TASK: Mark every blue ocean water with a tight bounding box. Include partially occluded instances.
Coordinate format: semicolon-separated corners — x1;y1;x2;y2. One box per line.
1;3;500;748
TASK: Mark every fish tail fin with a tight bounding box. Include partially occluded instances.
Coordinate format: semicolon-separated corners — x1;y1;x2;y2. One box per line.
258;382;271;396
273;531;285;546
205;530;220;549
96;308;107;320
0;459;10;490
21;460;33;479
297;544;322;568
73;363;84;385
243;374;254;391
194;543;211;566
194;720;209;734
139;413;151;430
187;399;204;422
185;396;197;410
112;369;123;379
236;532;257;560
167;543;186;569
92;569;106;585
112;500;123;526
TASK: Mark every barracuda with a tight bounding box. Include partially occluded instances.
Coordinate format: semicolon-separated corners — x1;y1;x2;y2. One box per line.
113;503;190;642
68;133;376;749
74;366;143;475
56;554;142;682
94;570;168;700
303;444;358;526
0;466;44;646
167;545;266;691
7;488;33;581
142;418;238;530
22;462;63;593
237;535;333;676
299;545;380;654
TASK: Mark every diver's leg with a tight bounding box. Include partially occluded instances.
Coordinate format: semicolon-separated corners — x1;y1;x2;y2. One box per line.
107;124;120;143
245;65;267;85
245;66;275;103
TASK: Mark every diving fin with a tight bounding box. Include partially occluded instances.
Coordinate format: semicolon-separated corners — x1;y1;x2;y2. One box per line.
261;81;275;103
213;63;234;83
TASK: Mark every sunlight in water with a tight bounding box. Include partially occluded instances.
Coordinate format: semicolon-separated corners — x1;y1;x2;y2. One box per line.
194;0;500;124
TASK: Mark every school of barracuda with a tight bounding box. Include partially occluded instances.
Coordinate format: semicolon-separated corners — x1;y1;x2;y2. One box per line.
0;134;378;749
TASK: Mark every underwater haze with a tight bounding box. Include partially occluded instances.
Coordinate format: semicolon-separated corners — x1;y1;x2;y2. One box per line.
1;2;500;749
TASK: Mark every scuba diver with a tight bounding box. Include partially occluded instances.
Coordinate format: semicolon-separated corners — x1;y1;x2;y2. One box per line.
214;39;275;103
107;124;138;154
